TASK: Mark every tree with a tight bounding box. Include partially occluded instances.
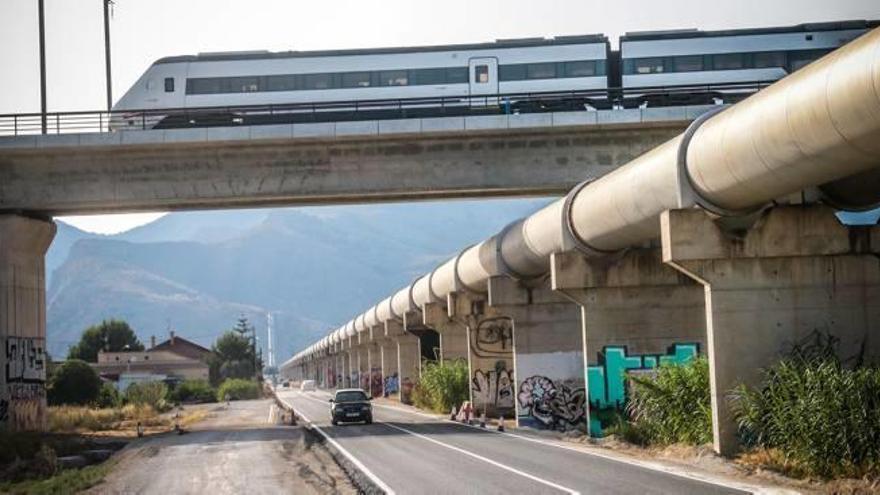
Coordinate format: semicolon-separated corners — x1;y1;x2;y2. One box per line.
233;315;252;337
48;359;102;405
67;319;144;362
207;330;262;386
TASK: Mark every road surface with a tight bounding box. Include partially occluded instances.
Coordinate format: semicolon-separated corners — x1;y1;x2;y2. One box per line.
278;389;760;495
89;399;356;495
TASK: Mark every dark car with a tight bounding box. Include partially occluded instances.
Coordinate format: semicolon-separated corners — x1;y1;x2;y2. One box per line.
330;388;373;425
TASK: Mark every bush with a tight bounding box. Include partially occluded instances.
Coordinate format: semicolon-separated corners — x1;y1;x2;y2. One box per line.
125;381;169;410
216;379;261;402
625;356;713;446
47;404;158;432
412;359;469;413
169;380;216;404
47;360;101;406
731;351;880;478
95;382;120;409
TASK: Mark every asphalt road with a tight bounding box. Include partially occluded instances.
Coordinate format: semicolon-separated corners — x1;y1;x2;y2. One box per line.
90;399;356;495
278;389;758;495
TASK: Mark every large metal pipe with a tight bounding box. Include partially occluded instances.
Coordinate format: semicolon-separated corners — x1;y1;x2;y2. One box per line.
291;27;880;365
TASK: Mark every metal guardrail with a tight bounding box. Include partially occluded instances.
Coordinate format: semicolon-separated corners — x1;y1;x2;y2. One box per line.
0;81;771;137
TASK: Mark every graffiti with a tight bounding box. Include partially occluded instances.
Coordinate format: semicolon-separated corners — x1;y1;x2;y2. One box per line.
517;376;586;431
370;368;383;398
5;337;46;384
472;365;514;412
587;343;699;435
384;373;399;396
7;383;44;401
0;399;7;423
360;372;370;392
472;317;513;358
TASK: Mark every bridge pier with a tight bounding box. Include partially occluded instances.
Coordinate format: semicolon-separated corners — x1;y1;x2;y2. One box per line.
378;336;398;399
387;319;420;404
485;277;585;431
661;206;880;455
423;302;469;362
551;249;706;437
346;339;357;388
0;214;56;432
366;334;382;398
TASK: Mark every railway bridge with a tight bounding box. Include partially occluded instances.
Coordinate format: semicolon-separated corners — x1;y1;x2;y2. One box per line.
1;28;879;460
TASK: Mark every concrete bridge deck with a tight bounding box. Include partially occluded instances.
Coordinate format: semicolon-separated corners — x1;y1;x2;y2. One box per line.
0;106;714;215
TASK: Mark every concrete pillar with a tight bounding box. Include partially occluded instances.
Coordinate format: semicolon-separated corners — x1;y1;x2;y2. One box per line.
366;338;382;398
661;206;880;455
0;215;55;432
487;277;585;431
391;319;420;404
551;249;706;436
424;302;468;362
357;344;369;392
380;338;399;398
347;345;356;388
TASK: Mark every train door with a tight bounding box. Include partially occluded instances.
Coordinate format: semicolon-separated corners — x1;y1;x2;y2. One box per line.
468;57;499;105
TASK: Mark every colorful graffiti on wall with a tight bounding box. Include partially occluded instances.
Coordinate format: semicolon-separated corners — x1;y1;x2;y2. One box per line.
2;337;47;430
370;368;383;398
517;376;586;431
587;343;699;435
384;373;399;396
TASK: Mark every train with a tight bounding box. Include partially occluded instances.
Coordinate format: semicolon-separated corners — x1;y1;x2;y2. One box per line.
111;20;877;130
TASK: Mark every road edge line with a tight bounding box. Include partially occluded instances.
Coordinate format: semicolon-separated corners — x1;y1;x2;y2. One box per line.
277;395;396;495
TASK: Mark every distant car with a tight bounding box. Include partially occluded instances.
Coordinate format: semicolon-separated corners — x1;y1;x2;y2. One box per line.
329;388;372;425
300;380;316;391
281;381;291;388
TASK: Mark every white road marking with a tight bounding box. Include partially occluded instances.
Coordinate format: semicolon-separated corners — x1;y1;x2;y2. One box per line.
368;401;776;494
277;394;396;495
293;392;578;495
381;421;580;495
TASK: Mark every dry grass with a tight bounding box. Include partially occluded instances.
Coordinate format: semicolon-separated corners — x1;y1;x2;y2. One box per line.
48;404;159;433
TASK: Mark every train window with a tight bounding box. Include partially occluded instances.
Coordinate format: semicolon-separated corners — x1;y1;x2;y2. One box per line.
713;53;744;70
164;77;175;92
634;58;665;74
303;73;333;90
499;64;527;81
380;70;408;86
753;52;785;69
266;74;298;91
225;76;260;92
186;78;222;95
412;68;446;85
527;63;556;79
446;67;468;83
474;65;489;83
341;72;372;88
564;61;596;77
673;56;703;72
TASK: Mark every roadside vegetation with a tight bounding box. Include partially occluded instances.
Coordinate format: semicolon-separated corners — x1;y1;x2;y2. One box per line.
731;334;880;479
411;359;469;413
612;356;712;446
217;378;262;401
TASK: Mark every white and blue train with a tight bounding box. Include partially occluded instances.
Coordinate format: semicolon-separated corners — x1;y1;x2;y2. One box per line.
112;20;876;129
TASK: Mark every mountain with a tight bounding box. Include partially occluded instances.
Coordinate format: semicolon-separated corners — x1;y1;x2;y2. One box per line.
47;198;553;359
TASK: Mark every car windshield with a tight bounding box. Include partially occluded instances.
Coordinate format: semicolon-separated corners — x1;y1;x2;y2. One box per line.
335;391;368;402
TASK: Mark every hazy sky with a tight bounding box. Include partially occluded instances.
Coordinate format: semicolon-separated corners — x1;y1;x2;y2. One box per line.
2;0;878;233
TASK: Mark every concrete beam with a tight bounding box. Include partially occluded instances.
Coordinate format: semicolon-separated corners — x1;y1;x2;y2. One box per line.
0;125;683;215
0;215;55;432
661;205;880;455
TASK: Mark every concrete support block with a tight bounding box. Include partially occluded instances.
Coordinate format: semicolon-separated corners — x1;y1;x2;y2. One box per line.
357;345;369;392
397;334;420;404
661;206;880;455
0;215;55;432
551;249;706;436
366;342;382;398
423;302;468;361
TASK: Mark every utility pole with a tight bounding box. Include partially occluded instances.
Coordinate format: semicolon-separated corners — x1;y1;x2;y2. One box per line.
38;0;47;134
103;0;114;111
267;312;275;370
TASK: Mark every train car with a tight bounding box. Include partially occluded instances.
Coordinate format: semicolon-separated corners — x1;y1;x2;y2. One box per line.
619;20;878;107
111;35;609;130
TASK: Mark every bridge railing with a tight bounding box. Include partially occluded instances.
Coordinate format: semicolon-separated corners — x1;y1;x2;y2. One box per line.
0;81;771;137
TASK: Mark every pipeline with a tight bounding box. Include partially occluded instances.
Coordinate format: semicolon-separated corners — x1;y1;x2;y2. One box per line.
285;26;880;368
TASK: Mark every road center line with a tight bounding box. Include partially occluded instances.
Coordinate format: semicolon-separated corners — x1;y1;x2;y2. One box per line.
380;421;580;495
277;394;396;495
